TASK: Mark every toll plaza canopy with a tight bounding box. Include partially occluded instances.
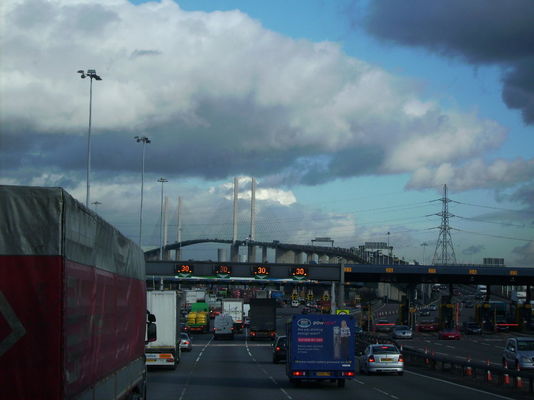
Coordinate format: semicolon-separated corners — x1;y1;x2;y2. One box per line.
343;264;534;285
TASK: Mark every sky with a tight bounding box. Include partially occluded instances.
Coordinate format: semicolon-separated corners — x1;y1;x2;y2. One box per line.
1;0;533;266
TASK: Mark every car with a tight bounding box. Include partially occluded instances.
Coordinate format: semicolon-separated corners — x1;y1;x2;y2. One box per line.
503;337;534;370
359;344;404;375
179;332;193;352
391;325;413;339
272;335;287;363
438;328;461;340
375;319;395;333
462;321;482;334
417;319;439;332
495;319;511;332
419;309;431;317
429;304;437;311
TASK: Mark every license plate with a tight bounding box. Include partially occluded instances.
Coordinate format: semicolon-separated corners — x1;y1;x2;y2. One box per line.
146;359;157;362
316;372;331;376
381;358;393;362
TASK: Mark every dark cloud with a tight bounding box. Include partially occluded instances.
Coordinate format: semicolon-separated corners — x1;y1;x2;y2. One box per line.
513;241;534;267
462;245;485;256
130;49;162;58
360;0;534;125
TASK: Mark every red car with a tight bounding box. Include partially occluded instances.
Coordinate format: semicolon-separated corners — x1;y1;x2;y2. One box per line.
417;320;439;332
438;328;461;340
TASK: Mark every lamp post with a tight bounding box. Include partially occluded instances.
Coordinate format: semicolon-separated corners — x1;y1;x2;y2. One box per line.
135;136;151;247
77;69;102;207
157;177;168;260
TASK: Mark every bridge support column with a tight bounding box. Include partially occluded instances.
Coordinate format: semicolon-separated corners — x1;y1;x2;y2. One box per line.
318;254;329;264
262;246;268;262
230;243;240;262
217;248;227;262
296;252;306;264
275;249;296;263
247;244;257;263
307;253;318;264
174;248;181;261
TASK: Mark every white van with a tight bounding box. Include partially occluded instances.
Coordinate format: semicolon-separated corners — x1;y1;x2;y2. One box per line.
214;314;234;340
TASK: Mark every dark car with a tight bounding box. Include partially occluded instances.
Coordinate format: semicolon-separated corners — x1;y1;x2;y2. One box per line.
272;335;287;363
462;321;482;334
419;309;431;317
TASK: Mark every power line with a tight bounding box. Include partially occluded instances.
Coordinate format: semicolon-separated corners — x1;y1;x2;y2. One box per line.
453;228;533;242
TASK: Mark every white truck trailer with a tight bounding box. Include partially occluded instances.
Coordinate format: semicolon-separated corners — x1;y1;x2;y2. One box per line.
222;298;244;332
145;290;182;369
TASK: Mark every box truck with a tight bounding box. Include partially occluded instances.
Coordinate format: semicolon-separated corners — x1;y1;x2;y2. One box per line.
286;314;355;387
222;298;244;332
145;290;181;368
249;298;277;340
0;185;156;400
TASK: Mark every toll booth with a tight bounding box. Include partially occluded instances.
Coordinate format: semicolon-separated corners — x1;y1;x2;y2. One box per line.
398;295;409;326
475;302;494;331
360;304;374;332
439;296;454;329
514;303;532;331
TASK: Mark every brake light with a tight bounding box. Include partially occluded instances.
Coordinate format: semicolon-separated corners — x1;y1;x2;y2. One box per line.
184;341;190;345
368;355;375;363
398;355;404;362
275;346;281;351
342;371;355;376
292;371;305;376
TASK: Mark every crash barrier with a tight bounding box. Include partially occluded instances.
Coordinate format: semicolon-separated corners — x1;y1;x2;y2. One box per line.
356;332;534;394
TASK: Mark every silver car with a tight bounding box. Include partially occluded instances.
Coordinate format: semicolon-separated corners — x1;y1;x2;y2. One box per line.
392;325;413;339
180;332;193;352
360;344;404;375
503;337;534;370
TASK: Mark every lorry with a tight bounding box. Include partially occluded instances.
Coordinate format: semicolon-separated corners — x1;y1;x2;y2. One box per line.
249;298;277;340
222;298;244;332
145;290;181;369
286;314;355;387
185;302;210;333
184;289;206;307
0;185;156;400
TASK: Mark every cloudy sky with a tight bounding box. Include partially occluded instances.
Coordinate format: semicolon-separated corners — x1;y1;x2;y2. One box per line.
1;0;533;266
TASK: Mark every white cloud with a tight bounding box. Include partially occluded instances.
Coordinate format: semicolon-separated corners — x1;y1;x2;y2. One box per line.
407;158;534;191
0;0;526;193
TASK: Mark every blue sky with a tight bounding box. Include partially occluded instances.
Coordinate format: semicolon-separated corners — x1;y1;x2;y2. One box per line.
1;0;533;266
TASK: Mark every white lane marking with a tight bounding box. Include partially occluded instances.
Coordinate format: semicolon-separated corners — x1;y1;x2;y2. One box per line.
245;334;292;400
352;378;365;384
445;345;455;349
405;370;515;399
373;387;398;399
180;337;213;400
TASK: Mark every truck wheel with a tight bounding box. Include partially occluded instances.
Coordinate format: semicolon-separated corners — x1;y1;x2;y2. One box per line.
337;379;345;387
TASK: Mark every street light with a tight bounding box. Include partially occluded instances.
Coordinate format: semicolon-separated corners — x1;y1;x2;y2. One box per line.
77;69;102;208
157;177;168;260
135;136;151;247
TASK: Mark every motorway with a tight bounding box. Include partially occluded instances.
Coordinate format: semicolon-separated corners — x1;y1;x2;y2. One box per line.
147;306;530;400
